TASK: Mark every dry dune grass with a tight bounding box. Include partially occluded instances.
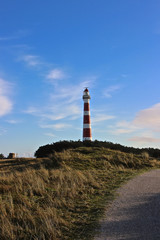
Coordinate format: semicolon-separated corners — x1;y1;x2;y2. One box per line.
0;165;100;240
0;147;160;240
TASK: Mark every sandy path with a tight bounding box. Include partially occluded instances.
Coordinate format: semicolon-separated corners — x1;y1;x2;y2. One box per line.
94;169;160;240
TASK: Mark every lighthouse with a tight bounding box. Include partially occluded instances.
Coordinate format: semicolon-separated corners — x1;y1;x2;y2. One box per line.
82;88;92;141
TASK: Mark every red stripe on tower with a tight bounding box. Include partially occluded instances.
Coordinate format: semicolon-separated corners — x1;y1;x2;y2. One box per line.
82;88;92;141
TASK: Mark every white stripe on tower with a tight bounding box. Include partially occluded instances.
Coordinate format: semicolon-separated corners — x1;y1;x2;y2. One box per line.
84;111;89;115
82;88;92;141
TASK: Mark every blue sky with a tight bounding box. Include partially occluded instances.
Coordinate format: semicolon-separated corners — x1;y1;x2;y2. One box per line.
0;0;160;157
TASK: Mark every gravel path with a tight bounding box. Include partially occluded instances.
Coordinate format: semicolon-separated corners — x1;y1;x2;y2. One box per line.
94;169;160;240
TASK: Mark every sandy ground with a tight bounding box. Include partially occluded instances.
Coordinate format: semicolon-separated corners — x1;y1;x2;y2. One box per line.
94;169;160;240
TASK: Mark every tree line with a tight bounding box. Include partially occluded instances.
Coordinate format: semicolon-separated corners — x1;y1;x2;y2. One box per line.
35;140;160;158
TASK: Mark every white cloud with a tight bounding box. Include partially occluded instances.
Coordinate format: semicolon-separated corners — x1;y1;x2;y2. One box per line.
0;96;12;116
45;104;81;121
0;30;29;41
40;123;71;130
109;103;160;148
110;120;139;135
0;78;12;95
128;136;160;143
25;75;96;133
46;78;95;120
112;128;136;135
116;121;130;128
6;120;20;124
21;55;41;66
103;85;121;98
25;103;81;122
47;68;66;80
44;133;56;137
92;114;115;124
110;102;160;136
0;36;16;41
50;77;95;103
0;78;13;117
0;127;6;135
24;107;39;114
133;103;160;131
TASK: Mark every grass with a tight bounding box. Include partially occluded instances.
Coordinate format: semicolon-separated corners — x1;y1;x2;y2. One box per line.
0;147;160;239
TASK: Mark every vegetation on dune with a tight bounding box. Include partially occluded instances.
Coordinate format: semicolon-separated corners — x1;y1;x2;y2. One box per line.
35;140;160;158
0;147;160;239
0;153;4;159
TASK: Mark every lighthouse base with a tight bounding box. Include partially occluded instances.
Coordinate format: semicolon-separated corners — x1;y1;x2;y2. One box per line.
83;137;92;141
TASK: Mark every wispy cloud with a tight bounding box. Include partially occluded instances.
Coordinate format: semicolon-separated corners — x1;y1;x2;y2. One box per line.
133;103;160;131
47;68;66;81
19;55;68;84
112;128;136;135
0;78;12;95
0;36;17;41
0;30;29;41
0;96;12;116
25;103;81;121
103;85;121;98
110;120;139;135
44;132;56;137
92;114;115;124
109;103;160;147
40;123;71;130
20;55;41;67
20;53;97;133
128;136;160;143
0;127;7;135
0;78;13;117
50;77;95;104
24;107;39;114
6;119;21;124
25;77;96;133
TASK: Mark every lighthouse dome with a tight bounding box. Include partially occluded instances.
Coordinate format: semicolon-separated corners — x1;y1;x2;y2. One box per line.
84;88;89;92
83;88;91;99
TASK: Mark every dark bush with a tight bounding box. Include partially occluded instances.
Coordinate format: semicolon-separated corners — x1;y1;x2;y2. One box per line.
34;140;160;159
0;153;4;159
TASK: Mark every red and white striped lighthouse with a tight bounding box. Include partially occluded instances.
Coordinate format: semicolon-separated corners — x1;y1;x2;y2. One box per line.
83;88;92;141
